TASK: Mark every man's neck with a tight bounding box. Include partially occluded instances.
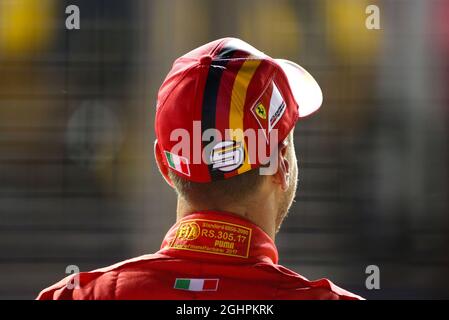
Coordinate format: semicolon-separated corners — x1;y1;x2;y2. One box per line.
176;196;277;240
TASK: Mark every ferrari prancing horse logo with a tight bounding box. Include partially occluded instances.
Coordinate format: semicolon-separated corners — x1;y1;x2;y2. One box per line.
255;103;267;119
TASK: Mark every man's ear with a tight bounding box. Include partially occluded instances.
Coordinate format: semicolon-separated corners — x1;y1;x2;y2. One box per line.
272;142;290;191
154;140;175;188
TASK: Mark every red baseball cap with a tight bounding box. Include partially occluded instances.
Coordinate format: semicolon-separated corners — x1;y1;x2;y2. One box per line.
155;38;322;183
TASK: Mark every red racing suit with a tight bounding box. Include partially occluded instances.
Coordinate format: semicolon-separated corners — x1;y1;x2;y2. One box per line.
37;211;363;300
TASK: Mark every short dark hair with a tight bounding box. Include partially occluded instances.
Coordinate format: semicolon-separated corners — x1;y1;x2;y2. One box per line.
168;168;266;205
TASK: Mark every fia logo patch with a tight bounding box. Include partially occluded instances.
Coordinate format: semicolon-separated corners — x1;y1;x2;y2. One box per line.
176;222;200;241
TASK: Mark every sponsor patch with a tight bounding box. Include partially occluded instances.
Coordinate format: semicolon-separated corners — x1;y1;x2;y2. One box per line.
169;219;252;258
210;140;244;172
268;83;286;132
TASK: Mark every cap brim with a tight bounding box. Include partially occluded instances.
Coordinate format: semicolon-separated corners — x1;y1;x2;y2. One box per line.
276;59;323;118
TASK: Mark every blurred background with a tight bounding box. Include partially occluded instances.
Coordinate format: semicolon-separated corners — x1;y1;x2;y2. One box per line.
0;0;448;299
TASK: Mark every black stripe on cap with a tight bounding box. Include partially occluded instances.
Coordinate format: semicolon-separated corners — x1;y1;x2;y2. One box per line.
201;59;227;180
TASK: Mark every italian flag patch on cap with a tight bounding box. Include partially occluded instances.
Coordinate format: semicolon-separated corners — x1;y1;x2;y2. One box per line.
165;151;190;176
174;278;219;292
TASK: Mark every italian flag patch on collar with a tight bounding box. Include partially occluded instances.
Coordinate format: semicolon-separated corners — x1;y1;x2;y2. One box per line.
174;278;219;292
165;151;190;176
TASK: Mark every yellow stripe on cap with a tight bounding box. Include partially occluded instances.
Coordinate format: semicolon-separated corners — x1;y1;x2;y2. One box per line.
228;59;261;174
